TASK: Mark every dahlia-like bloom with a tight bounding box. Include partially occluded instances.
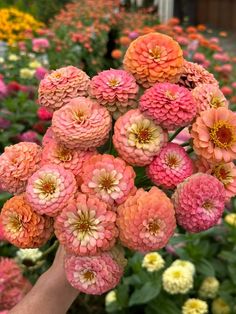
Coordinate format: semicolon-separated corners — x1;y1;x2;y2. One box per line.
162;265;193;294
0;217;5;241
182;299;208;314
1;194;53;248
147;143;194;189
0;142;42;194
113;109;168;166
52;97;112;150
212;298;231;314
0;258;22;290
117;187;176;252
178;60;218;90
55;193;118;256
65;250;125;295
199;277;220;299
26;164;77;217
140;83;196;130
123;32;184;88
16;248;42;264
142;252;165;272
38;66;90;111
172;173;225;232
42;127;55;147
41;140;97;177
105;291;117;305
191;107;236;163
89;69;138;119
171;259;195;275
224;213;236;227
192;84;228;114
81;154;136;206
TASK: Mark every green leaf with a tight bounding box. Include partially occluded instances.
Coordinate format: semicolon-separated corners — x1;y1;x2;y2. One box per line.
129;279;161;306
146;297;181;314
116;284;129;307
196;259;215;276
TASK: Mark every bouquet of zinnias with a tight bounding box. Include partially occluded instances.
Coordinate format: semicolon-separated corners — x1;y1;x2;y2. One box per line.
0;32;235;296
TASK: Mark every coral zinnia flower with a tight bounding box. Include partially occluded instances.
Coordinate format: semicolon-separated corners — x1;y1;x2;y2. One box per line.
0;142;42;194
192;84;228;115
52;97;112;150
172;173;225;232
26;164;77;217
65;249;125;295
117;187;176;252
55;193;118;255
38;66;90;111
147;143;194;189
178;60;218;90
1;194;53;248
140;83;196;130
191;107;236;163
81;154;136;206
113;109;167;166
89;69;138;119
123;32;184;88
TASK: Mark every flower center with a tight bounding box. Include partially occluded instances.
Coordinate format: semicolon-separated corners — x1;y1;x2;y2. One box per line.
148;220;160;235
107;77;121;88
56;146;72;162
202;200;214;211
52;72;62;79
210;121;236;149
166;153;181;169
213;164;233;186
149;46;162;62
172;270;181;279
8;215;22;233
73;109;88;122
165;90;177;100
83;270;95;281
189;301;200;309
34;175;57;197
210;96;224;108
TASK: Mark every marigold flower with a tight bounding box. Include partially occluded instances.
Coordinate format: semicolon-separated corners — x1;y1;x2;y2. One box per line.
1;194;53;248
0;142;42;194
123;32;184;88
172;173;225;232
81;154;136;206
147;143;194;189
26;164;77;217
113;109;167;166
140;83;196;130
89;69;138;119
142;252;165;272
55;193;118;256
117;187;176;252
52;97;112;150
182;299;208;314
191;107;236;163
199;277;220;299
38;66;90;111
162;265;193;294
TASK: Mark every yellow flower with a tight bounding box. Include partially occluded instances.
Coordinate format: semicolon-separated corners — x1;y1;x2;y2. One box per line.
182;299;208;314
16;248;42;263
105;290;117;305
224;213;236;227
142;252;165;272
171;259;195;275
20;68;35;79
199;277;219;299
162;265;193;294
29;60;42;69
212;298;230;314
0;57;4;64
8;54;19;61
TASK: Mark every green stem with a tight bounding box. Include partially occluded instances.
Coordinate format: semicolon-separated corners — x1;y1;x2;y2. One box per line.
168;126;185;142
41;240;59;259
180;141;190;147
186;147;194;154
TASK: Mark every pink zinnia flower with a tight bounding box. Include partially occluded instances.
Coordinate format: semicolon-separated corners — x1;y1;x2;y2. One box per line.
221;86;233;96
113;109;168;166
18;131;39;144
117;187;176;252
172;173;225;232
0;217;5;242
42;127;55;146
32;38;49;52
172;128;191;145
41;140;96;178
191;107;236;163
35;67;48;80
55;193;118;255
213;52;229;62
0;79;7;99
178;60;218;90
0;142;42;194
81;154;136;206
26;164;77;217
147;143;194;189
38;66;90;111
140;83;196;130
89;69;138;119
192;84;228;115
37;106;53;120
193;52;206;64
52;97;112;150
65;249;125;295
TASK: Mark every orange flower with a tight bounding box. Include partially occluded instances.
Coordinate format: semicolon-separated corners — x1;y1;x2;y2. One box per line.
186;26;197;33
119;36;131;46
111;49;122;59
123;32;184;88
197;24;206;32
1;194;53;248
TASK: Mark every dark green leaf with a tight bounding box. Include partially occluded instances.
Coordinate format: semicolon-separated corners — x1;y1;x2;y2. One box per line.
129;279;161;306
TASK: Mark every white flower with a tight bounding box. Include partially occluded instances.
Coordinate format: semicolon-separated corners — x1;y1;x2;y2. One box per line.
105;290;117;305
16;248;42;263
8;54;19;61
20;68;35;79
162;265;193;294
171;259;195;275
142;252;165;272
